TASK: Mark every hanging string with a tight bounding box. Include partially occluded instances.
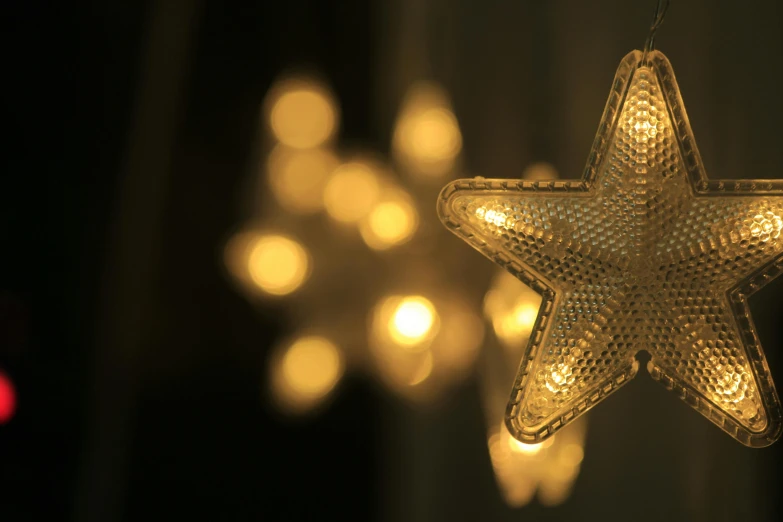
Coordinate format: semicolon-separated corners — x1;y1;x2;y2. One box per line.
642;0;670;62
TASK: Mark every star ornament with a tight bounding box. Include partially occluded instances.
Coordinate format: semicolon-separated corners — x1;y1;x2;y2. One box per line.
438;50;783;447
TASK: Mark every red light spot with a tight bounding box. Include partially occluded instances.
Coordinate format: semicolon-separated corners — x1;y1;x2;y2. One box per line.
0;372;16;424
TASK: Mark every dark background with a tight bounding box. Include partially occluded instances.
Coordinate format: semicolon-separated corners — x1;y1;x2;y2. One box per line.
1;1;782;521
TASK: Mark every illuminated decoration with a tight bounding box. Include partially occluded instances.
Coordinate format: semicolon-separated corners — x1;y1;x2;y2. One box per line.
438;50;783;447
359;188;419;250
392;81;463;179
227;73;488;413
323;159;382;224
481;263;586;506
0;371;16;424
269;335;345;414
370;293;483;401
265;77;339;149
224;231;310;297
267;146;338;214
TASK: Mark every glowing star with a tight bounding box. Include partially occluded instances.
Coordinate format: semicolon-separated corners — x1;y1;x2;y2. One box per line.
438;50;783;447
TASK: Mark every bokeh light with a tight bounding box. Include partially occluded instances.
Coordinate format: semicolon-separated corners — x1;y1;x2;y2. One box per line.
226;232;310;297
487;418;587;507
389;296;437;348
359;189;418;250
267;146;338;214
323;160;381;223
483;270;542;354
248;234;310;296
392;81;462;178
267;78;338;149
0;371;16;424
369;293;482;401
270;335;344;414
522;161;559;181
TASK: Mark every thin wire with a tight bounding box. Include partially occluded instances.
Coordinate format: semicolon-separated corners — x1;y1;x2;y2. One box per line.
642;0;670;61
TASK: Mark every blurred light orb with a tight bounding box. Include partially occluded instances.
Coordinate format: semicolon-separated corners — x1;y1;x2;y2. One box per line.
360;189;418;250
267;78;338;149
267;146;338;214
484;270;542;352
522;161;559;181
0;372;16;424
323;160;381;223
509;437;543;455
369;295;440;392
393;82;462;178
247;234;310;296
407;351;434;386
272;336;344;413
389;296;438;348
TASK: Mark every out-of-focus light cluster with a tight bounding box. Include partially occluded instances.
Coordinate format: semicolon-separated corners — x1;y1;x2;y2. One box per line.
392;81;463;179
370;293;483;401
0;371;16;424
267;146;338;214
323;159;382;224
225;72;486;414
484;270;542;356
269;335;344;413
488;418;587;507
359;188;418;251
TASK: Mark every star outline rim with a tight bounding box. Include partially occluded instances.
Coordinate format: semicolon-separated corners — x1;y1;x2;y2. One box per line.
437;50;783;447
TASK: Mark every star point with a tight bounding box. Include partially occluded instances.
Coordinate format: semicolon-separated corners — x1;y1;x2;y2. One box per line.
438;50;783;447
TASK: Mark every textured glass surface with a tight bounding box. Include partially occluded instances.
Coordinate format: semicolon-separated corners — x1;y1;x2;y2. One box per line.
438;50;783;447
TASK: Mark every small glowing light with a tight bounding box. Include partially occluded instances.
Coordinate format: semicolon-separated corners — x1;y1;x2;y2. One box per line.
393;82;462;178
522;162;559;181
389;296;438;348
267;78;338;149
323;160;381;223
267;146;338;213
0;372;16;424
360;189;418;250
749;212;783;242
478;208;512;228
271;336;344;414
247;234;310;296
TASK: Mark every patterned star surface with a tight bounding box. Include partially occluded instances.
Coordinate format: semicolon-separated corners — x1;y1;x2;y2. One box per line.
438;50;783;447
